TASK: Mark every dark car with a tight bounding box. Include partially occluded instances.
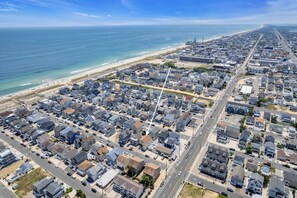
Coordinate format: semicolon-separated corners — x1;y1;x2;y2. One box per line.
81;180;87;186
227;188;234;192
91;188;97;193
160;182;164;187
221;192;228;196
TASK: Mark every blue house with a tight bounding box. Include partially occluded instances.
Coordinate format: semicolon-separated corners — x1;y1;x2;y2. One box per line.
66;131;80;144
106;148;124;166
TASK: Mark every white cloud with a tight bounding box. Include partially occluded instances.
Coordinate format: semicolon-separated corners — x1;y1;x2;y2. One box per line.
74;12;102;18
13;0;78;9
0;2;18;12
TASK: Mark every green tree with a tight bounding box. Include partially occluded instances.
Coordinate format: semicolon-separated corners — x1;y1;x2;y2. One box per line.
271;115;278;124
240;117;246;132
76;190;86;198
140;174;154;189
164;61;176;68
252;134;262;143
126;165;136;177
249;106;254;116
246;143;253;154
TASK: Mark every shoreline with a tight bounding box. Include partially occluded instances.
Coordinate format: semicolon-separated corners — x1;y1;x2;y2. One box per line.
0;25;262;104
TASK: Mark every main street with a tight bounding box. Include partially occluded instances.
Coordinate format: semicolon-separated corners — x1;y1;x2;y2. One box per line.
275;31;297;63
0;131;101;198
155;33;263;198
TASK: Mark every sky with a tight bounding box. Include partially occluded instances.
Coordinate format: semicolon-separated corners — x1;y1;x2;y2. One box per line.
0;0;296;27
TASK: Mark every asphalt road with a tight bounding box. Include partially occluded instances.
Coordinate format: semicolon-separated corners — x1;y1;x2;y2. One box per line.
155;34;263;198
0;183;16;198
275;31;297;63
0;131;101;198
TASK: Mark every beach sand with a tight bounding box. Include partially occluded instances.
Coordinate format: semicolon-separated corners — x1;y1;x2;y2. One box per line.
0;25;262;111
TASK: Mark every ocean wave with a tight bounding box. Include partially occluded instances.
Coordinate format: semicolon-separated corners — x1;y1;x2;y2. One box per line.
19;83;33;87
70;68;91;74
136;51;151;56
100;61;113;66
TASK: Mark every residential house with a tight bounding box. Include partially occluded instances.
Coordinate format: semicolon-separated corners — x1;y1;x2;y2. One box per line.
128;156;145;176
231;166;245;188
119;130;131;146
247;173;264;195
283;170;297;188
158;131;169;143
246;116;255;125
0;147;16;169
130;132;141;146
163;114;175;127
116;154;131;170
281;113;291;123
264;142;275;158
148;126;160;141
176;112;192;132
65;131;80;144
71;151;88;165
246;162;258;173
113;175;144;198
206;144;229;164
270;124;283;134
132;121;143;133
87;163;106;183
139;135;152;151
255;117;265;130
251;142;261;154
199;158;227;180
233;155;245;167
106;149;124;166
239;130;250;149
268;176;288;198
143;163;161;181
76;160;93;176
155;144;173;158
74;135;95;151
44;181;64;198
6;162;33;184
33;177;54;198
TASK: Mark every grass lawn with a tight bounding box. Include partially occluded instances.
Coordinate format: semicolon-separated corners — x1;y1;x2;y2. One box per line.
15;167;49;198
218;194;228;198
179;183;218;198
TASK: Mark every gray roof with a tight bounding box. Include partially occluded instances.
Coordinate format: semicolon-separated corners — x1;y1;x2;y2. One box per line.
250;173;264;184
44;181;62;195
232;166;244;180
265;141;275;149
88;163;105;175
234;155;245;163
33;177;54;191
269;176;285;193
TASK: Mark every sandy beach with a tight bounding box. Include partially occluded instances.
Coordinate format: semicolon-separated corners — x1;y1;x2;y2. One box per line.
0;25;262;110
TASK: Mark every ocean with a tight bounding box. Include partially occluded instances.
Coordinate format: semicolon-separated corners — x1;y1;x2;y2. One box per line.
0;24;259;96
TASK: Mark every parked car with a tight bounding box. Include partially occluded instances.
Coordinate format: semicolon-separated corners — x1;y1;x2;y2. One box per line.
91;188;97;193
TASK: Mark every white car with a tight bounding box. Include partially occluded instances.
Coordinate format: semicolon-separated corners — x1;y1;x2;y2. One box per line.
178;171;182;176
